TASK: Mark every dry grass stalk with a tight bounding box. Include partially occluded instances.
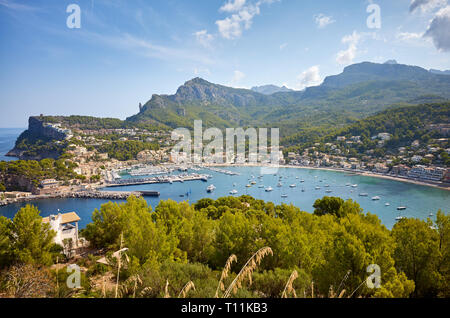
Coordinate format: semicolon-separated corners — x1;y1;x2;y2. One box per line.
140;287;152;297
164;279;170;298
281;270;298;298
178;281;196;298
338;289;346;298
223;247;273;298
118;274;142;298
311;281;314;298
114;232;124;298
215;254;237;298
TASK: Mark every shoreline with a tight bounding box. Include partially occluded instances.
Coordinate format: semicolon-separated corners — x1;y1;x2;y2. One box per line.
1;164;448;208
204;163;450;191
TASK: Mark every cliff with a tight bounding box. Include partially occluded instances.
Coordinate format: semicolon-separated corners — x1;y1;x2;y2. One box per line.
6;116;69;160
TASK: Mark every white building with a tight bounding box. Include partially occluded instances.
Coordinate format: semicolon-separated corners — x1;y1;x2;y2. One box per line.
42;212;81;247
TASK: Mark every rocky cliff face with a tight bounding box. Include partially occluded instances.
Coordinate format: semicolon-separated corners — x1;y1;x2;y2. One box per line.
6;116;67;160
28;116;67;141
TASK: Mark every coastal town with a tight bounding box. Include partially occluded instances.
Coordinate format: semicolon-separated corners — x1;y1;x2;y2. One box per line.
1;117;449;207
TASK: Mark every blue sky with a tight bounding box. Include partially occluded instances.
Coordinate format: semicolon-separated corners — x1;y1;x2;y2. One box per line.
0;0;449;127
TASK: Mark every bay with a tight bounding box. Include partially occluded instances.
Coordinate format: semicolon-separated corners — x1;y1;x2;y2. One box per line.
0;166;448;229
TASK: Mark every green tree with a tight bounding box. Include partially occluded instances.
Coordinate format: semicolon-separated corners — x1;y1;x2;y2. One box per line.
392;218;442;297
9;205;56;265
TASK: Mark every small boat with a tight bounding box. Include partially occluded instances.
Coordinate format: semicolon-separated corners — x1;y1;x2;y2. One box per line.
429;213;434;217
250;181;257;185
258;184;265;188
206;184;216;193
281;194;288;198
326;190;332;193
301;189;305;192
346;183;351;186
296;177;299;179
300;180;305;183
289;184;297;188
395;216;406;221
265;187;274;192
179;194;185;197
325;184;330;188
229;189;238;195
385;203;390;206
233;183;237;187
372;196;381;201
315;186;321;190
397;206;407;211
246;184;252;188
351;184;358;188
359;193;368;197
277;182;283;187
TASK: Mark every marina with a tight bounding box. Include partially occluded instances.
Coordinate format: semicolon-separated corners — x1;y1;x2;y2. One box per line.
0;166;448;229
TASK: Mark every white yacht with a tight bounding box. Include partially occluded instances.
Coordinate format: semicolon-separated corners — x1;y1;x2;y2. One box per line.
265;187;274;192
371;196;381;200
289;184;297;188
359;193;368;197
206;184;216;193
281;194;288;198
229;189;238;195
351;184;358;188
385;203;390;206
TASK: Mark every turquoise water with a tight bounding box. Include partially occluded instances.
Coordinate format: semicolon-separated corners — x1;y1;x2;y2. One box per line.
0;166;448;229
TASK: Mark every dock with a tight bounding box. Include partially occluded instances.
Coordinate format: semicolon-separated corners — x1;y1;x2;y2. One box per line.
105;173;210;187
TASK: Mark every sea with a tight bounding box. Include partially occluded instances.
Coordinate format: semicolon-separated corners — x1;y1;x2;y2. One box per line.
0;130;448;229
0;128;24;161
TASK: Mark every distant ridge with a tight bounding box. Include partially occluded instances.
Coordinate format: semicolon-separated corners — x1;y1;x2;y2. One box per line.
430;69;450;75
126;61;450;133
251;84;294;95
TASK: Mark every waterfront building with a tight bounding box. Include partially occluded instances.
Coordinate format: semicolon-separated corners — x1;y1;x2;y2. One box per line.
42;212;81;248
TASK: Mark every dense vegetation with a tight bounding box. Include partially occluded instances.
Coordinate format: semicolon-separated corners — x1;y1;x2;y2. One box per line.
0;159;82;191
1;195;447;298
98;140;160;161
13;130;67;159
42;115;167;132
283;102;450;161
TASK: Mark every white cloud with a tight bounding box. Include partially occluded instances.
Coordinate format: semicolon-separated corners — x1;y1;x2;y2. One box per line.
424;5;450;51
216;0;278;39
194;67;211;76
220;0;247;12
0;0;37;11
280;42;288;50
314;14;335;29
232;70;245;84
409;0;447;13
336;31;361;65
397;31;423;41
296;66;322;90
194;30;214;48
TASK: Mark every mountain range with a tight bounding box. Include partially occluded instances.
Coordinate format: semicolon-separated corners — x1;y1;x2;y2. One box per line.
251;85;294;95
127;61;450;137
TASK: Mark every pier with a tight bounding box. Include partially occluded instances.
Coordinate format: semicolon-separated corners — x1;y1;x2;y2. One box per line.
105;173;210;187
